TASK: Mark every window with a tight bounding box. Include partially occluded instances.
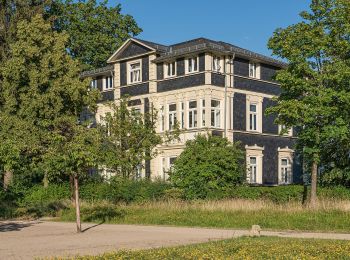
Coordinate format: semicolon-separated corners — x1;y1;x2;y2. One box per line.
168;103;177;130
169;156;177;170
213;56;222;72
187;57;198;73
90;79;97;89
180;102;185;129
201;99;206;127
249;156;257;183
188;100;198;128
249;62;257;78
129;61;141;84
161;157;167;180
160;105;165;132
249;103;257;131
280;158;291;184
165;61;176;77
104;76;113;90
211;100;221;127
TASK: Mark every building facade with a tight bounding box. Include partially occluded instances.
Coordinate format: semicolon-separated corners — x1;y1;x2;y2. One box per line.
82;37;302;185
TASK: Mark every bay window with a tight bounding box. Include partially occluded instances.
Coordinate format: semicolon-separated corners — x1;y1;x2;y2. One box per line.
188;100;198;128
168;103;177;130
211;100;221;127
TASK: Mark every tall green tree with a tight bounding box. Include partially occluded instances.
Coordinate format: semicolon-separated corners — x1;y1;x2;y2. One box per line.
51;0;142;69
101;98;179;179
267;0;350;206
0;14;98;187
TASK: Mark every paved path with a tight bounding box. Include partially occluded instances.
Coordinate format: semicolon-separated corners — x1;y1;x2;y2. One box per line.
1;221;350;259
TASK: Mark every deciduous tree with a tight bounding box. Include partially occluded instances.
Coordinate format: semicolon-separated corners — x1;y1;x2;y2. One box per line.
267;0;350;206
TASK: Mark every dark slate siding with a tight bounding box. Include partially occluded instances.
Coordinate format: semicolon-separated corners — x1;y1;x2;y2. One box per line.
232;93;246;131
233;133;301;185
211;73;225;87
177;58;185;76
234;76;282;95
120;83;149;97
157;63;163;80
234;57;249;77
128;99;141;106
199;53;205;72
142;56;149;82
157;73;205;92
120;62;127;86
260;63;278;82
118;42;151;59
263;98;278;135
100;90;114;102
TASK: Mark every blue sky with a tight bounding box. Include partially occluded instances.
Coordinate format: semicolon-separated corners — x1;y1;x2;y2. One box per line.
116;0;310;58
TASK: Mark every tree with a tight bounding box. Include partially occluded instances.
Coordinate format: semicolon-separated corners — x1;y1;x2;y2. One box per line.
0;14;98;188
51;0;142;69
43;117;100;233
267;0;350;206
169;135;245;199
100;98;179;179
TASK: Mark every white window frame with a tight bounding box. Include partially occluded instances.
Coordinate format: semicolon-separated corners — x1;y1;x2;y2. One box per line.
245;145;264;184
164;61;177;78
201;99;206;127
90;79;97;89
249;103;257;131
186;56;199;74
249;156;258;183
211;99;221;128
127;60;142;84
188;100;198;129
104;76;114;90
246;96;262;133
249;62;257;78
180;102;185;129
212;55;223;73
160;105;165;132
278;147;294;185
168;103;177;130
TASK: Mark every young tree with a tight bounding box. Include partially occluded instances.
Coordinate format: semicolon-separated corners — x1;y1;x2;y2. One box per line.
50;0;142;69
267;0;350;206
169;135;245;199
43;117;100;233
100;98;179;179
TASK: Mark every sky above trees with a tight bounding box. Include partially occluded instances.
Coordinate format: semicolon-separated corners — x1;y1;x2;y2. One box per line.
116;0;310;57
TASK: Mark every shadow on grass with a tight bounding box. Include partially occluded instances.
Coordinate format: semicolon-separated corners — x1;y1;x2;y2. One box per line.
0;221;40;232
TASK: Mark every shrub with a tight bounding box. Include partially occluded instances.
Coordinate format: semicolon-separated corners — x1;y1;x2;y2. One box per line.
169;135;245;199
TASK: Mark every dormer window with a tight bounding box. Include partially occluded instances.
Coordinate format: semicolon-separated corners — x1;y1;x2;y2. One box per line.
128;60;141;84
165;61;176;78
90;79;97;89
249;62;257;78
186;56;198;73
213;56;222;72
104;76;113;90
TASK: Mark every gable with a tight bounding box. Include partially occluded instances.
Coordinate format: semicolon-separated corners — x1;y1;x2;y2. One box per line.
108;39;155;63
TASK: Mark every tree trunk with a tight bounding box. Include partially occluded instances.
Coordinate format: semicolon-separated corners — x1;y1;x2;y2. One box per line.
309;160;318;207
70;175;75;206
43;173;49;188
74;175;81;233
3;170;13;190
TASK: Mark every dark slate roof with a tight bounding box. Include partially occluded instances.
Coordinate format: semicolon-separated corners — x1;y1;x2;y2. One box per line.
134;38;168;52
142;37;286;67
81;64;114;77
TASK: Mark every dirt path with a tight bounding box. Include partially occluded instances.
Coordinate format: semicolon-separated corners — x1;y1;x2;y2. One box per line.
1;221;350;259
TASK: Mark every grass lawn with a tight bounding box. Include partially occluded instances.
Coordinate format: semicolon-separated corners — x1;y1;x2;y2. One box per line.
73;236;350;259
59;199;350;233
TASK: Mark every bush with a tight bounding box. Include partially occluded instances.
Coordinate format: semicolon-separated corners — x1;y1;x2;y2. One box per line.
169;135;245;199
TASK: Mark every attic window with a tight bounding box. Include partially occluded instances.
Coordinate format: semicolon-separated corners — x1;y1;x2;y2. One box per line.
249;62;257;78
128;60;142;84
165;61;176;78
186;56;198;73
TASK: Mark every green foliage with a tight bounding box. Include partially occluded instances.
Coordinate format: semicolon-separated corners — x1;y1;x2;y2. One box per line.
267;0;350;176
321;167;350;187
51;0;142;69
76;237;350;259
170;135;245;199
101;98;180;179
